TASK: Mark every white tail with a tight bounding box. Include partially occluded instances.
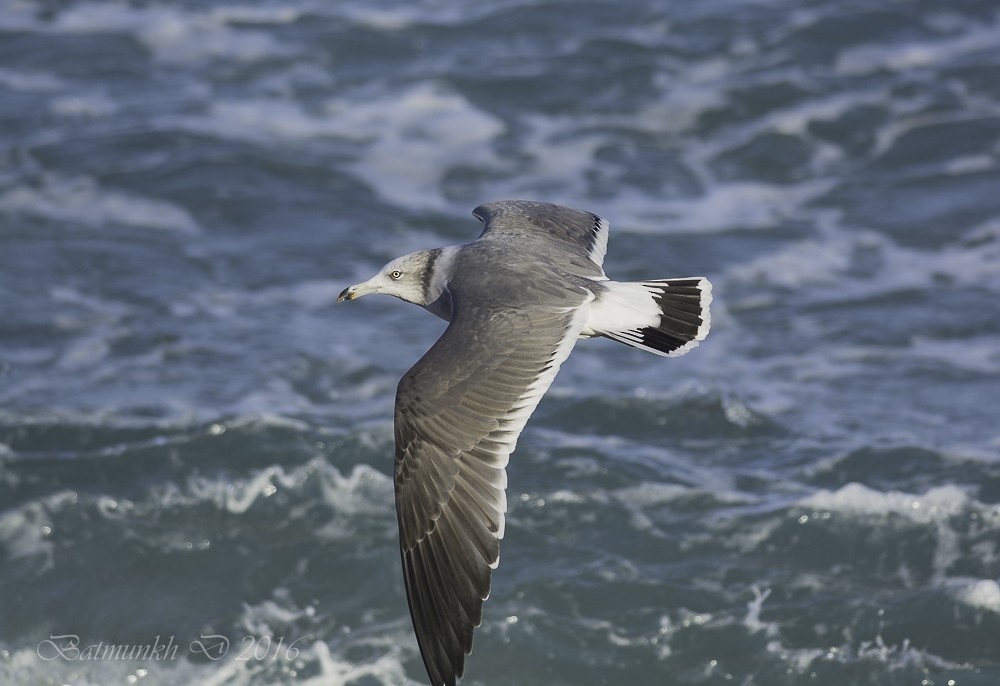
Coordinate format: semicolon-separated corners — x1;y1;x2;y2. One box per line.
586;278;712;357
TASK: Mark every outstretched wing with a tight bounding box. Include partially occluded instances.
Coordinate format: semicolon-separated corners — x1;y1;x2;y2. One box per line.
473;200;610;274
394;289;590;686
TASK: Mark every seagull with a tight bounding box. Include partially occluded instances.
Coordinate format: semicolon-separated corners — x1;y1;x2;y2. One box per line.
337;200;712;686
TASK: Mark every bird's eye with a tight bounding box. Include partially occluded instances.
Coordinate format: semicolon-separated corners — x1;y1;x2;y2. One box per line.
389;270;403;280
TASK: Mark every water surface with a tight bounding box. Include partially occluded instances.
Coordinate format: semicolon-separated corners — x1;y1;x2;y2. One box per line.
2;1;1000;684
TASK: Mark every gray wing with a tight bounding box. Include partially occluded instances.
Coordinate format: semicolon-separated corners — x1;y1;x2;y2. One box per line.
473;200;610;274
394;288;591;686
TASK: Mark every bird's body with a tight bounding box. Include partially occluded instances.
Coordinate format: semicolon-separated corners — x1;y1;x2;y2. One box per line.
338;200;712;686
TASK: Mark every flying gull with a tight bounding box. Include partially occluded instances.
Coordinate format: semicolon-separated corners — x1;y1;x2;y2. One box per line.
337;200;712;686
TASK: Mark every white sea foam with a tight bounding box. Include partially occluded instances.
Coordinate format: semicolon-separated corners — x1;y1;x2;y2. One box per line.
56;332;114;370
743;586;778;636
185;99;345;141
49;93;118;118
494;97;840;233
606;179;836;234
835;16;1000;76
50;285;131;325
0;492;80;574
944;154;996;175
150;455;397;544
0;633;422;686
609;482;692;533
726;215;1000;304
800;483;971;523
208;5;304;25
801;482;1000;582
763;633;967;678
23;286;134;371
328;82;506;210
505;114;607;197
124;6;982;230
330;0;533;32
0;641;160;686
945;578;1000;613
726;227;877;291
182;581;425;685
171;82;506;210
232;378;318;417
183;637;422;686
255;63;335;96
0;67;64;92
49;3;289;64
907;335;1000;375
0;175;200;233
613;480;752;516
0;451;394;571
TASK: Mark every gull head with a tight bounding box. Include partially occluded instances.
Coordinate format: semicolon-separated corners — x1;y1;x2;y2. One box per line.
338;251;435;306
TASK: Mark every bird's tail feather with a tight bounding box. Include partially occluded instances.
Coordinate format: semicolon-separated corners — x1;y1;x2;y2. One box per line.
600;278;712;357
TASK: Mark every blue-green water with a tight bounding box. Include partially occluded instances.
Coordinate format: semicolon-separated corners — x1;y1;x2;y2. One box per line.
2;1;1000;685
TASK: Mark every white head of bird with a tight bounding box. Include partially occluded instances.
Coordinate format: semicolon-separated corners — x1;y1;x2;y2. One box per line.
338;250;438;307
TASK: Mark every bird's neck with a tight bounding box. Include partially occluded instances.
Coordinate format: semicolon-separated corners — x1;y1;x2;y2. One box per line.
419;246;460;308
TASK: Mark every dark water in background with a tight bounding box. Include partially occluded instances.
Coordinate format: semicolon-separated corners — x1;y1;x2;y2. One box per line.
2;0;1000;684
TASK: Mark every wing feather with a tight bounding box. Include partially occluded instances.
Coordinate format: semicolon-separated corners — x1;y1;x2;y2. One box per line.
473;200;610;274
394;290;590;686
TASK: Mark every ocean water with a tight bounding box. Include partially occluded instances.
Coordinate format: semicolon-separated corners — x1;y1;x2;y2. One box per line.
2;0;1000;684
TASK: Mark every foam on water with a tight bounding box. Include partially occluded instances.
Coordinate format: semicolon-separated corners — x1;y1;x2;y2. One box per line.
835;15;1000;76
183;639;421;686
328;0;538;32
49;93;118;119
0;636;422;686
638;179;836;233
720;222;997;297
169;82;506;210
0;175;200;233
176;100;348;143
0;67;64;92
946;578;1000;613
0;494;62;573
8;1;291;65
132;453;395;538
330;83;507;210
0;438;420;686
800;482;972;523
4;1;1000;684
112;1;984;233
